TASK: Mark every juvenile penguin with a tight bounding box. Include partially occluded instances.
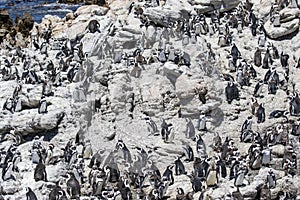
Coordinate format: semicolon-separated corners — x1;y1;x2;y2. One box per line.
206;160;218;187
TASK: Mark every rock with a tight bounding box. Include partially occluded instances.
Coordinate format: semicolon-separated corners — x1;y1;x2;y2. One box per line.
74;5;108;16
108;73;133;114
264;18;299;39
271;144;285;157
2;181;19;195
0;109;65;135
280;7;300;23
143;7;182;27
192;0;241;13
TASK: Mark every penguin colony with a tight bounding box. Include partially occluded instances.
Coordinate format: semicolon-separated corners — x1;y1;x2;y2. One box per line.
0;0;300;199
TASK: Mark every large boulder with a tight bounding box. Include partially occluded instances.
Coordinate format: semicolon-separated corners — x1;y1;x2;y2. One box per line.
0;109;65;135
264;18;299;39
192;0;241;13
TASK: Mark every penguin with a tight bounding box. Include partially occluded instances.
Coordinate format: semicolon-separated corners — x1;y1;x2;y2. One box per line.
261;146;271;166
185;118;195;139
174;157;187;175
253;80;264;97
216;155;227;178
87;19;100;33
269;110;288;119
254;47;262;67
115;140;132;163
206;160;218;187
198;157;210;179
82;140;93;159
66;172;81;199
162;165;174;185
49;184;65;200
198;112;207;131
241;116;253;132
3;97;14;113
262;49;272;69
234;168;245;187
13;96;22;112
182;144;194;162
280;52;289;68
45;143;54;165
12;151;21;172
38;96;47;114
2;162;15;181
263;69;272;83
25;187;38;200
257;103;265;123
266;170;276;188
225;81;240;104
196;134;207;158
34;158;47;182
230;43;241;66
145;116;158;135
188;174;203;193
176;188;185;200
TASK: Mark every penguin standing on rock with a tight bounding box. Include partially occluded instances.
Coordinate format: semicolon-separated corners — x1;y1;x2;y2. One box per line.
174;157;186;175
254;47;262;67
66;172;81;199
25;187;38;200
225;81;240;104
38;96;48;114
162;165;174;185
116;140;132;163
34;158;47;182
257;103;265;123
185;118;195;139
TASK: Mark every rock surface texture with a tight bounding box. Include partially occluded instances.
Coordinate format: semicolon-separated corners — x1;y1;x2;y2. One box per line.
0;0;300;199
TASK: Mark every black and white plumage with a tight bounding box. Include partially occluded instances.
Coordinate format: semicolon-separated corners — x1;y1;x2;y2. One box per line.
34;159;47;182
162;165;174;185
38;96;47;114
25;187;38;200
225;82;240;104
66;172;81;199
115;140;132;163
257;103;265;123
145;116;158;135
185;118;195;139
196;134;207;158
174;157;186;175
182;144;194;162
253;80;264;97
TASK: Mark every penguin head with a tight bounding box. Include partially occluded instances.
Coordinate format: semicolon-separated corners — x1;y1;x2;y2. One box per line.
176;187;184;195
